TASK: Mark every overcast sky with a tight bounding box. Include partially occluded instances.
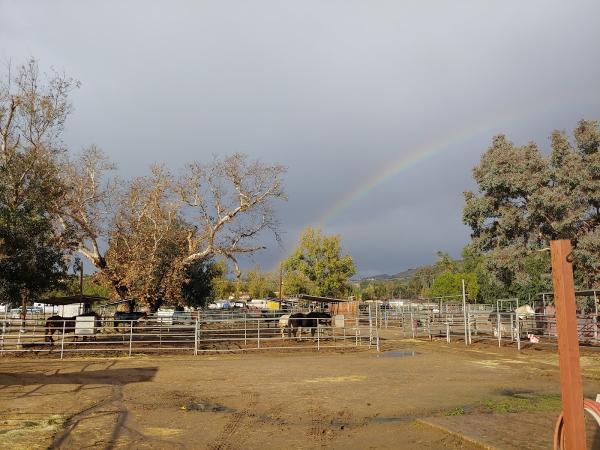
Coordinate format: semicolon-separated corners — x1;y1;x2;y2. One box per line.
2;1;600;276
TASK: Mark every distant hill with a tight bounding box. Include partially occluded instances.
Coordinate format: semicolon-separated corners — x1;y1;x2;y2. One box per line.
358;267;418;282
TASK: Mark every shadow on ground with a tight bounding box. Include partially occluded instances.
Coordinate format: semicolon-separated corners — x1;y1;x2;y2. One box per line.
0;367;158;386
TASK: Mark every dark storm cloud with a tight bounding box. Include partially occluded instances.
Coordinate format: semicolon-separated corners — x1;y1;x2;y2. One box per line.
2;1;600;275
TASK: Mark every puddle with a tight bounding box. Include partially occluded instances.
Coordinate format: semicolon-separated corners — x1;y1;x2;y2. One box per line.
498;388;535;398
377;351;419;358
370;415;415;424
181;401;235;413
304;375;367;383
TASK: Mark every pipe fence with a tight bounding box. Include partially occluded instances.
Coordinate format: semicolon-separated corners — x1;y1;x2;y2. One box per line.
360;303;600;351
0;312;373;358
1;304;598;358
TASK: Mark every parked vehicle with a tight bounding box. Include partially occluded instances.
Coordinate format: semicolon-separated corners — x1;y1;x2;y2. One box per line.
172;311;193;324
9;307;43;318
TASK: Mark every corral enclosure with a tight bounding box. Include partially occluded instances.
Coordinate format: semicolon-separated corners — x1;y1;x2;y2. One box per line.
2;295;600;358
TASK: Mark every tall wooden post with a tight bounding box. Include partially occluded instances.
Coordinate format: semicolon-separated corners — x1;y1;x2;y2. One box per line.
550;240;586;449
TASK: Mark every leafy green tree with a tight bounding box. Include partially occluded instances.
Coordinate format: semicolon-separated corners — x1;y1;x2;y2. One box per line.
361;283;377;301
49;274;112;299
181;259;223;308
0;59;76;314
429;271;478;300
246;267;276;299
0;206;67;311
211;262;237;300
409;265;436;297
434;251;458;273
460;246;503;303
283;227;356;298
464;120;600;291
281;269;316;297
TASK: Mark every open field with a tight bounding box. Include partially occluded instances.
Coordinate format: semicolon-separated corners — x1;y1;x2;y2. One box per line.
2;341;600;449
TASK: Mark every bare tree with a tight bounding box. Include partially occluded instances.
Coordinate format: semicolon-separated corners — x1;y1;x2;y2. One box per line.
1;59;77;210
100;166;191;310
178;153;286;277
59;146;117;270
61;152;286;307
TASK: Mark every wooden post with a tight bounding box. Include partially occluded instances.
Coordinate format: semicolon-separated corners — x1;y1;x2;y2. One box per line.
551;240;586;448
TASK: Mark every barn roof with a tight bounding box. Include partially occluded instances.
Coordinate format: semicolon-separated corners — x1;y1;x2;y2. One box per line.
41;295;109;305
297;294;349;303
538;290;600;298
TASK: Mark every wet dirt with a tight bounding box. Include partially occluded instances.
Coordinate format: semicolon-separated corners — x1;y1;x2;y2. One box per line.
2;340;600;449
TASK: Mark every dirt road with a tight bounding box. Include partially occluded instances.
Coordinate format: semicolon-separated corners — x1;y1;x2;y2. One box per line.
2;341;600;449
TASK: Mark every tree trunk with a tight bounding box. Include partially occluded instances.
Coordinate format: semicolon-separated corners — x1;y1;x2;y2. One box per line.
20;288;28;329
148;298;162;313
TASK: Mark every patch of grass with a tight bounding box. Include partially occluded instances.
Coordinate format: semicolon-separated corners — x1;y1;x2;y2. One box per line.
408;420;426;430
444;407;465;416
480;393;561;414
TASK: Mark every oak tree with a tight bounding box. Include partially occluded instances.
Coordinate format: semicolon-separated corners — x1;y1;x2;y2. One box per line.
463;119;600;291
283;227;356;298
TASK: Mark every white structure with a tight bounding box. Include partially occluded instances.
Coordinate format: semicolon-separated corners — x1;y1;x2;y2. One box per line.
34;302;85;317
75;316;96;336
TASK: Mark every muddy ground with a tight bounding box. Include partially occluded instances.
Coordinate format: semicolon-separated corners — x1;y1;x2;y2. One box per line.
2;340;600;449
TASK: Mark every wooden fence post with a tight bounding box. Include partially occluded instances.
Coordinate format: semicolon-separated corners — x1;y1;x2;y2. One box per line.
551;239;586;449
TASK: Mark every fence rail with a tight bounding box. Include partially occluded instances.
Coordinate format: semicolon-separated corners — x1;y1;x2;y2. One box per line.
1;304;599;358
0;313;372;358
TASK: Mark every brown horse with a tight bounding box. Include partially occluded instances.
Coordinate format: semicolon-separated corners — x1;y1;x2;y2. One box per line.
45;312;100;345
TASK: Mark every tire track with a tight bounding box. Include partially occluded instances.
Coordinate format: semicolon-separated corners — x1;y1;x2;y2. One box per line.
206;391;258;450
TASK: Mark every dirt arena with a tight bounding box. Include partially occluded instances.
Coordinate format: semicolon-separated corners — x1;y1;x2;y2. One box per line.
2;341;600;449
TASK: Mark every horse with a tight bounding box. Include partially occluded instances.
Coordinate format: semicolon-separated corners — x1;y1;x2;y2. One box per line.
488;305;536;338
287;312;306;339
113;311;147;332
45;312;101;345
298;311;332;340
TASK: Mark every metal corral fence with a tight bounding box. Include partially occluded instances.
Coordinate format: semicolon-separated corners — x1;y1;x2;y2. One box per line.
364;301;600;351
0;310;376;358
2;301;599;358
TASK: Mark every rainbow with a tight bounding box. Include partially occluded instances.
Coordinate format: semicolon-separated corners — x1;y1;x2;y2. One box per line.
314;125;482;227
270;93;600;271
312;94;600;227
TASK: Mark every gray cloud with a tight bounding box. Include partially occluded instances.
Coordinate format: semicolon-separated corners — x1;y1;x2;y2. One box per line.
2;1;599;275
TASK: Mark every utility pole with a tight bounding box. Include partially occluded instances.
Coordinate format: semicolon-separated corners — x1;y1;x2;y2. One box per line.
279;263;283;301
79;262;84;297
